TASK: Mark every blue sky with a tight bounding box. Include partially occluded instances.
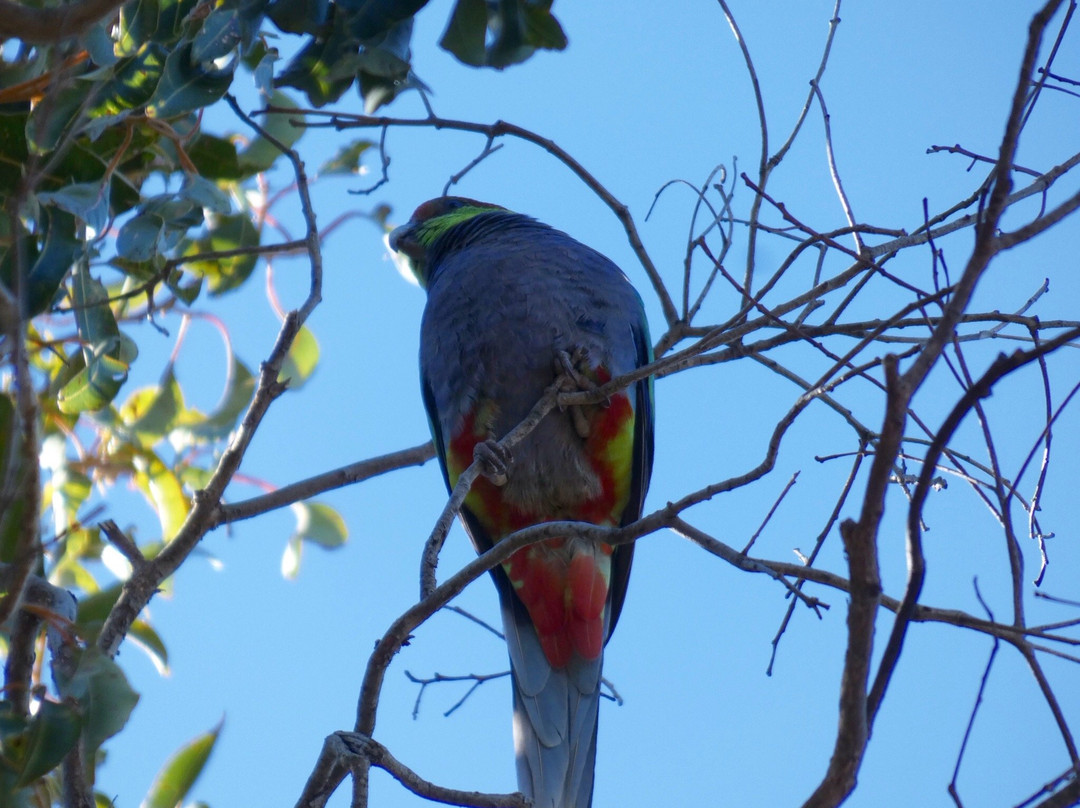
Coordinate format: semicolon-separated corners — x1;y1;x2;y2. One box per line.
95;2;1080;806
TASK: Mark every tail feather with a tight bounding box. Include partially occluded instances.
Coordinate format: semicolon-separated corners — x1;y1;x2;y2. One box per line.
504;599;604;808
512;666;601;808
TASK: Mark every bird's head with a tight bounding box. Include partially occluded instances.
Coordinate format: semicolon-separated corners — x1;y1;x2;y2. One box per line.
388;196;506;288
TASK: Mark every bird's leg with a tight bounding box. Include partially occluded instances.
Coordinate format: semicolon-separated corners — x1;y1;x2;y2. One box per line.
474;440;512;486
555;347;600;439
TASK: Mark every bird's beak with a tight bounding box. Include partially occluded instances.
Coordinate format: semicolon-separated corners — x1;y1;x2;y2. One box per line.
386;221;426;287
388;221;413;254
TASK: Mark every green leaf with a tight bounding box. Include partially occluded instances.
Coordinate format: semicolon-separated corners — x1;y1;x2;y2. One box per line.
71;263;121;361
26;80;92;154
440;0;487;67
129;619;170;676
153;0;199;44
117;0;163;56
318;138;373;176
142;719;222;808
0;111;29;195
117;0;198;53
356;18;414;112
116;213;165;262
133;452;190;540
278;325;319;389
118;367;184;446
170;356;255;447
76;583;123;643
283;500;350;576
290;501;348;549
95;43;168;115
16;701;82;786
275;32;357;108
25;206;82;317
179;175;231;214
237;90;303;174
37;183;110;234
181;213;260;295
521;1;568;51
57;352;129;414
267;0;329;34
191;8;243;62
186;133;244;181
117;196;204;262
146;43;235;120
440;0;566;68
166;268;203;304
63;649;140;753
341;0;427;39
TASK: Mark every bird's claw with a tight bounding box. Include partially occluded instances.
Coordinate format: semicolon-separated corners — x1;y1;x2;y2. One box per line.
555;346;603;439
474;439;512;486
555;347;597;394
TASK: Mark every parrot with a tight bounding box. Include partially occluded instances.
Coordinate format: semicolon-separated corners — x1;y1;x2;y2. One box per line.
389;196;654;808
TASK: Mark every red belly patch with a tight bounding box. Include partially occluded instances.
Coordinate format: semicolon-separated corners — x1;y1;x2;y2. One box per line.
444;376;637;669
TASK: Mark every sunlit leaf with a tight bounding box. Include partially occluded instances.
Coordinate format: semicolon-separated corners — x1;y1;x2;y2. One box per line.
57;352;130;414
141;718;222;808
281;535;302;579
129;619;170;676
283;502;347;577
16;701;82;786
48;465;93;528
171;356;255;447
49;555;98;593
290;501;348;549
134;452;190;540
278;325;319;389
119;367;184;446
95;43;168;115
117;0;163;56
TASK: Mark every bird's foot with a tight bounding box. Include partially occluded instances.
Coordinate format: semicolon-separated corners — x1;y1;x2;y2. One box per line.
474;439;512;486
556;347;604;439
555;346;597;394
